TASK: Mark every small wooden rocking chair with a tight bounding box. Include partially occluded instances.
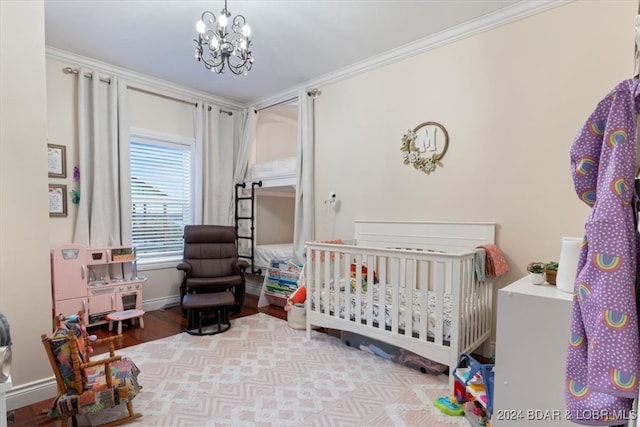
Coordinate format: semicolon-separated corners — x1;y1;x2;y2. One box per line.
41;311;142;427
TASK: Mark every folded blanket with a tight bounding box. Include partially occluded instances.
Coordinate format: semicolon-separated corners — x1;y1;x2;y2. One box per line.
309;239;344;262
477;244;509;278
473;248;486;282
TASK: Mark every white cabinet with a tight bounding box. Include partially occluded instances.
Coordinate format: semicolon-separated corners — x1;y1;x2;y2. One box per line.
51;245;145;327
493;276;573;426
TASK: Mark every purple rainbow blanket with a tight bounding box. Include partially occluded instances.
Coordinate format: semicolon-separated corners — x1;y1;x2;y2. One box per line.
566;79;640;425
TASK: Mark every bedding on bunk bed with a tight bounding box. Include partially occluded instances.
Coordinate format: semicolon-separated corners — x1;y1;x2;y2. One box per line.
253;243;294;269
246;156;296;179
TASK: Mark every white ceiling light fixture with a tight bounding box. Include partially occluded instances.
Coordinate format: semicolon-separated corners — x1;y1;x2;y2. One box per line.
194;0;253;75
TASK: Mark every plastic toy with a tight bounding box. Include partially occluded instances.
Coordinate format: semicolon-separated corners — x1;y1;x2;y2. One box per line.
289;286;306;304
471;401;489;426
434;396;465;416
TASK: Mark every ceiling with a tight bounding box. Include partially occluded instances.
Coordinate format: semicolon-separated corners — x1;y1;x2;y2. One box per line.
44;0;528;106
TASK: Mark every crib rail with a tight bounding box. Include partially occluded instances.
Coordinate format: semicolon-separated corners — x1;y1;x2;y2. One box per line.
304;241;492;370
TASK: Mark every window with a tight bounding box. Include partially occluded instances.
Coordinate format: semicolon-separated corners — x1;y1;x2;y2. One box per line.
130;134;194;267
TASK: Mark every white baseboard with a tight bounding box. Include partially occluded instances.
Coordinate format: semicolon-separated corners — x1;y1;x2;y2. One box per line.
6;376;57;412
143;295;181;311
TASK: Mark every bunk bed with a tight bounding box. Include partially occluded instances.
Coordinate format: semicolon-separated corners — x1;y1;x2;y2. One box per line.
235;157;297;275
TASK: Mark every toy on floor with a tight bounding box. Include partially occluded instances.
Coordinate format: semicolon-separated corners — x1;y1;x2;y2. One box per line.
434;396;465;416
58;312;98;354
471;401;490;426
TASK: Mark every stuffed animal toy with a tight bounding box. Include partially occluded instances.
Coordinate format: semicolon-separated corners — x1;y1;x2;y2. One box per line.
350;263;378;283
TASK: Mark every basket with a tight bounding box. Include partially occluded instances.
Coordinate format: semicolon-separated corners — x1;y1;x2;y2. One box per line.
287;304;306;330
545;269;557;285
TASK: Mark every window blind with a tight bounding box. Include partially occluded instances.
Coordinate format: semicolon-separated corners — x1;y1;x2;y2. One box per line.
130;139;192;263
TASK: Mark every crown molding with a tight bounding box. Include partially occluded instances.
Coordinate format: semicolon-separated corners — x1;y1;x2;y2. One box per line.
252;0;572;107
46;46;244;111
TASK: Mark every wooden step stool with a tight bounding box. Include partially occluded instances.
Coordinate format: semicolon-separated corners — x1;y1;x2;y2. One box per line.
106;309;145;334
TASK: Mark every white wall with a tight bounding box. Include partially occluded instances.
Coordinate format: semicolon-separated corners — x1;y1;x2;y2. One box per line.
1;0;53;410
313;0;637;339
254;104;298;163
256;196;295;245
129;89;195;138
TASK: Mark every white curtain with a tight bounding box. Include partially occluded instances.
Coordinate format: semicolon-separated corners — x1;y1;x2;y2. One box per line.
218;111;235;226
292;89;315;265
228;108;258;222
195;103;236;225
195;101;220;224
74;69;130;246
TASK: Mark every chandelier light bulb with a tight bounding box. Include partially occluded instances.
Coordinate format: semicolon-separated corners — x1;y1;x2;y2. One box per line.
196;20;206;34
242;24;251;37
219;12;228;27
211;37;220;49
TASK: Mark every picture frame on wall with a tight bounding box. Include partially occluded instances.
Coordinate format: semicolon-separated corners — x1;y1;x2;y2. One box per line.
47;144;66;178
49;184;67;217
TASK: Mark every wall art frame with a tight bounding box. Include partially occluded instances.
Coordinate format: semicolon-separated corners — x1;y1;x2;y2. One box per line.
47;144;67;178
400;121;449;175
48;184;67;217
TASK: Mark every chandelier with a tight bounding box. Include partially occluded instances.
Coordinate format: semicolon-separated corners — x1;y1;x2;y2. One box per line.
194;0;253;75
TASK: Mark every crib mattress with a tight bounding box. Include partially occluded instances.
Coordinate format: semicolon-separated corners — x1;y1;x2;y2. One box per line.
313;281;453;340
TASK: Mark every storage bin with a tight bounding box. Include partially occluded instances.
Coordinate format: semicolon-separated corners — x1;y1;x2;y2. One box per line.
287;303;306;329
264;292;288;308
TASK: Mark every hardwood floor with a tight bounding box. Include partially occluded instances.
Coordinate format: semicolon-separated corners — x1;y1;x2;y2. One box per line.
8;292;286;426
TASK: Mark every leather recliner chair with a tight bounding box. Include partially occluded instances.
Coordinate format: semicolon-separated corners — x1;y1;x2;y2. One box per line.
177;225;249;314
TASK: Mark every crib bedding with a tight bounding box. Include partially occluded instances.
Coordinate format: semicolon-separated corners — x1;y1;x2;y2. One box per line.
313;281;454;340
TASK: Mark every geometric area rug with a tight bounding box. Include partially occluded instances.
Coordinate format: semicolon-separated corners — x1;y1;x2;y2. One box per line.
85;313;471;426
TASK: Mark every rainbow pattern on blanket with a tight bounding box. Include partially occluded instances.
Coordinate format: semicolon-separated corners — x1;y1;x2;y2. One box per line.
603;309;629;330
567;378;589;399
610;368;637;392
607;129;627;148
580;190;597;206
588;120;605;136
593;253;621;272
576;283;592;301
569;332;585;349
611;178;630;196
576;156;596;176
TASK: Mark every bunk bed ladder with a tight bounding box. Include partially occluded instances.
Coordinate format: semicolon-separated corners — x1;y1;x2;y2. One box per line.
235;181;263;275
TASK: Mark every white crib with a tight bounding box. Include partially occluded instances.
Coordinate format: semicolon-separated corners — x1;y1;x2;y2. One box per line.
304;220;496;384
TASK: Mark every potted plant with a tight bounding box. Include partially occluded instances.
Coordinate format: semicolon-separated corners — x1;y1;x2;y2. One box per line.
527;262;546;285
545;261;558;285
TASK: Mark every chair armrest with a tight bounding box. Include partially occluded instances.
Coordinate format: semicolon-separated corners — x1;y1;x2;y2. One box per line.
237;260;250;272
92;334;122;357
177;262;192;272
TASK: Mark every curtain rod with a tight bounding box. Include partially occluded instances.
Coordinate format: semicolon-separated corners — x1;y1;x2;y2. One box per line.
257;96;298;111
62;66;233;116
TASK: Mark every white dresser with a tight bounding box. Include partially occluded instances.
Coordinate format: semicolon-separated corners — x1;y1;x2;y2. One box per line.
493;276;573;426
0;376;11;427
